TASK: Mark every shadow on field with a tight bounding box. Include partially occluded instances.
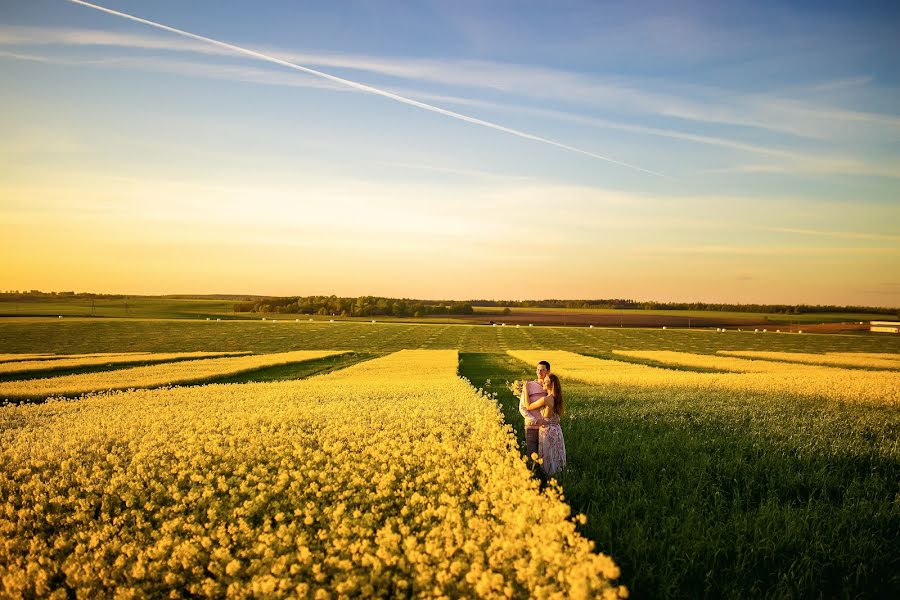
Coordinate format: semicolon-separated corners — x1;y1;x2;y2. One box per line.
584;351;735;373
4;353;381;405
0;353;251;383
198;352;381;384
459;352;900;599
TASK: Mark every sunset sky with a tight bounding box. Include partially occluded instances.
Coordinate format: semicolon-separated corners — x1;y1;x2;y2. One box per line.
2;0;899;305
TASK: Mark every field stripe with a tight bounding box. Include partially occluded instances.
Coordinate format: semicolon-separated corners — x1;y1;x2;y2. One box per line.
827;352;900;361
0;349;624;597
718;350;900;370
0;352;151;363
0;351;251;376
0;351;344;400
508;350;900;406
0;353;56;363
611;350;891;373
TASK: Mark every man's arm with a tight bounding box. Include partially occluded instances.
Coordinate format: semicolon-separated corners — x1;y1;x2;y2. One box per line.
521;382;549;426
518;384;531;419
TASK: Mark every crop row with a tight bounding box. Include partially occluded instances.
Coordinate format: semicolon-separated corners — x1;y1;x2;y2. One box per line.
613;350;900;373
510;350;900;406
0;352;159;364
0;350;625;598
717;350;900;369
3;320;900;356
0;351;342;400
0;351;251;376
0;353;55;362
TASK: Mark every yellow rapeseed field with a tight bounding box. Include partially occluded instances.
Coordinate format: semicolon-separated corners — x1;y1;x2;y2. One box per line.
0;351;249;376
0;353;149;364
718;350;900;370
612;350;781;372
0;353;56;362
0;349;625;599
0;353;153;363
827;352;900;362
0;351;342;400
509;350;900;406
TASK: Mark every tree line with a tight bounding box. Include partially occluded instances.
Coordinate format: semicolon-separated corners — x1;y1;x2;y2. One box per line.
0;290;129;300
3;291;897;316
470;298;899;316
233;296;475;318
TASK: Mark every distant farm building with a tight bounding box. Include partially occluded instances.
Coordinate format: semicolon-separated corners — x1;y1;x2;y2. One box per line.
870;321;900;333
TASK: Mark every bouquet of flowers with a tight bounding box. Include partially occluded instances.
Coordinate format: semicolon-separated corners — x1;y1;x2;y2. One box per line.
508;379;524;396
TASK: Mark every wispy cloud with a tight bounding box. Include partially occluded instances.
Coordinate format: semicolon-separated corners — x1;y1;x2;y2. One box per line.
0;24;218;55
5;23;900;141
0;49;54;62
371;160;534;182
765;227;900;242
695;159;900;178
640;245;899;256
805;76;874;92
49;4;670;178
6;46;897;179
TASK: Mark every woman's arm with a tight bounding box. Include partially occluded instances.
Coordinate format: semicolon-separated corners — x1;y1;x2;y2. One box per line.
523;395;547;411
528;390;557;410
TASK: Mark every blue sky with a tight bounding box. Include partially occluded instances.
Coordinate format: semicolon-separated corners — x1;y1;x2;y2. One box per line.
1;0;898;304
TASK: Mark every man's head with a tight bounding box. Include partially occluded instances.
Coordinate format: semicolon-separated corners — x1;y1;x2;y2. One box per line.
536;360;550;380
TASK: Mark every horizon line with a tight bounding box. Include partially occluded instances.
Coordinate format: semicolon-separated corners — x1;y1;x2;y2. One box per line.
3;290;897;311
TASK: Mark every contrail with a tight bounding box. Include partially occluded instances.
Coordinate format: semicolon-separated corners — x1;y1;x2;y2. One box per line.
66;0;668;178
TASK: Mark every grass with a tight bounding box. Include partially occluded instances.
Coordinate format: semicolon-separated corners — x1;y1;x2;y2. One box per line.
0;297;237;319
0;359;217;384
584;352;733;373
0;353;378;388
200;352;381;384
459;352;900;599
0;353;250;383
472;305;894;324
2;319;899;356
3;297;893;325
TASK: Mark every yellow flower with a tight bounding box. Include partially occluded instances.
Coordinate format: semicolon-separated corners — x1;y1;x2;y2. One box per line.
0;350;623;598
511;350;899;406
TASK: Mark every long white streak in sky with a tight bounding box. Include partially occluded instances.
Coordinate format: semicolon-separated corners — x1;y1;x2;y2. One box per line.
66;0;667;178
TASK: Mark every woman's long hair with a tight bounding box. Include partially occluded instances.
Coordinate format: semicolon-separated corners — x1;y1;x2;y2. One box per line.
548;373;563;416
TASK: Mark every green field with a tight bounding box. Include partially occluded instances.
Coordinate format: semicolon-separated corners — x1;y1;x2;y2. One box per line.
0;297;237;319
473;305;892;324
2;317;899;356
2;296;894;325
459;354;899;598
1;319;898;598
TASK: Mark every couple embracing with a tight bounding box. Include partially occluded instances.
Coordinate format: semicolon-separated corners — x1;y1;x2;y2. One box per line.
519;360;566;475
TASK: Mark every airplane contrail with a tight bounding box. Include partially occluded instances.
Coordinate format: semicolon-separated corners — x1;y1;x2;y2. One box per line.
66;0;668;178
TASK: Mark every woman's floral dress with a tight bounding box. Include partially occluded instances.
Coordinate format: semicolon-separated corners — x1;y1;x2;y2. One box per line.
539;408;566;476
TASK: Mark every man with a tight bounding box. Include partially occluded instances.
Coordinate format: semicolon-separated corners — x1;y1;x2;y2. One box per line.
519;360;551;463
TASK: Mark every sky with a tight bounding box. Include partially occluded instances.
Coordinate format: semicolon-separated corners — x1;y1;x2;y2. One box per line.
1;0;899;306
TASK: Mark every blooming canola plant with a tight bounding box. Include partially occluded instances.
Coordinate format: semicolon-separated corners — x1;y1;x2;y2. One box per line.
0;350;626;598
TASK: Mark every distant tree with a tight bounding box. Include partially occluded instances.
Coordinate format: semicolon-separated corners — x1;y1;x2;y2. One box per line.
502;307;512;315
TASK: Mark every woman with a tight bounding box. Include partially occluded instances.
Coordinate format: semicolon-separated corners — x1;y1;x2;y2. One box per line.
522;365;566;475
